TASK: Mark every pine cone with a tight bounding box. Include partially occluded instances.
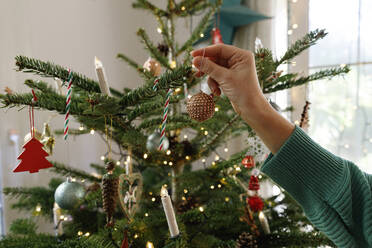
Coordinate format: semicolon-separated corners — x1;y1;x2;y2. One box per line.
236;232;258;248
102;173;119;226
157;43;169;57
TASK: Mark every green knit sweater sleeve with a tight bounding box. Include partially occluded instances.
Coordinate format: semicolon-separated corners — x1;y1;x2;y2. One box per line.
261;126;372;247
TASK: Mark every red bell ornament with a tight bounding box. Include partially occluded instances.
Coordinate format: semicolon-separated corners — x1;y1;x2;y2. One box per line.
242;155;255;168
212;27;223;44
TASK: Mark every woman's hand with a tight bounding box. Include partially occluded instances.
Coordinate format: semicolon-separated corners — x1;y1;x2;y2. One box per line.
191;44;267;122
191;44;294;154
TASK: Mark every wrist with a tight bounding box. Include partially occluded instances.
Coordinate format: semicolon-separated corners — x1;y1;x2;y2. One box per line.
239;94;272;125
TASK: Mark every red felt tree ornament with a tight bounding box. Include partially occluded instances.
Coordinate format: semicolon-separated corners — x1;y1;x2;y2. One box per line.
13;90;53;173
242;155;255;169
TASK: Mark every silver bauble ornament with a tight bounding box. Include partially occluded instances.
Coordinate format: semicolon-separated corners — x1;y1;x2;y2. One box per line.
146;131;169;152
54;178;85;210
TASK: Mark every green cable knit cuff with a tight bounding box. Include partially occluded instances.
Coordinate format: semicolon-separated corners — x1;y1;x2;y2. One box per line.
261;126;348;211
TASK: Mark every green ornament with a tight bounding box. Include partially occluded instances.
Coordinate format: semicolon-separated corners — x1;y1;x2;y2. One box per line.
146;131;169;152
54;178;85;210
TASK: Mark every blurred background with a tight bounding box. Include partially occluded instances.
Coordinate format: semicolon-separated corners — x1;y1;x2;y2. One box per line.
0;0;370;235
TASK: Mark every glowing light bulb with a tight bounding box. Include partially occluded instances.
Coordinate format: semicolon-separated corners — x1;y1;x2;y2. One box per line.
218;184;222;188
181;6;186;11
183;134;188;139
200;33;204;38
170;60;177;69
204;130;208;136
215;155;220;161
163;161;168;165
145;213;149;217
90;129;95;135
134;234;139;239
151;197;156;202
100;155;105;161
116;161;121;165
157;27;162;33
292;23;298;29
79;125;84;131
210;185;215;189
215;107;219;112
288;29;293;35
77;231;83;236
199;206;204;212
202;159;206;163
224;147;228;152
225;197;230;202
184;189;188;194
84;232;90;237
35;204;41;212
143;153;148;159
60;215;65;220
146;241;154;248
169;161;173;166
166;150;171;155
185;155;190;160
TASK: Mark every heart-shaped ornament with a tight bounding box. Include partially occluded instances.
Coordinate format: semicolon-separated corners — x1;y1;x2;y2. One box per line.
118;173;143;220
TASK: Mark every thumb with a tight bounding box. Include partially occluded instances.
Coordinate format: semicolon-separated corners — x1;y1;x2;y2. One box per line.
193;56;230;83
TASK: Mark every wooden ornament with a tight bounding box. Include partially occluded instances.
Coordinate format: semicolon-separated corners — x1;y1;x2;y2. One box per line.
186;92;215;122
118;173;143;220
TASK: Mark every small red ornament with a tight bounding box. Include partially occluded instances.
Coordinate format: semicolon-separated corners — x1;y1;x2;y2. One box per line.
120;231;129;248
13;137;53;173
242;155;255;168
247;196;264;212
248;175;260;191
212;27;223;44
13;89;53;173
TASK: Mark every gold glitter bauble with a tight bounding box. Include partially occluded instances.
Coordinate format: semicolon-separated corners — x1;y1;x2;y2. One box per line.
143;57;162;77
186;92;215;122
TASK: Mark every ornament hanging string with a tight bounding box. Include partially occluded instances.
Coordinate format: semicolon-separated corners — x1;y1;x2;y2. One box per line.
64;70;73;140
29;89;38;137
104;115;113;160
159;88;173;151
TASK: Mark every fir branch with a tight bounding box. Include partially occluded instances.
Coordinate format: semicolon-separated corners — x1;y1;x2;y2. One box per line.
116;53;152;79
127;100;164;121
174;0;210;16
138;114;192;130
132;0;168;17
15;56;123;97
0;91;84;115
276;29;327;66
119;65;192;108
177;8;215;56
201;114;240;152
54;128;90;136
137;28;171;69
264;66;350;93
51;162;102;182
24;79;58;95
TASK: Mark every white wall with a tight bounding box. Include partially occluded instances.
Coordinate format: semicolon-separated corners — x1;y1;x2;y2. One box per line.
0;0;188;233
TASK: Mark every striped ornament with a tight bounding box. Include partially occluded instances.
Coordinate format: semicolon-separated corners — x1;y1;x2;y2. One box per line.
158;88;173;151
64;70;73;140
153;78;160;91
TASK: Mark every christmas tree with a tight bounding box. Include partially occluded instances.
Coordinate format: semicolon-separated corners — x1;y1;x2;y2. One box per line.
1;1;350;247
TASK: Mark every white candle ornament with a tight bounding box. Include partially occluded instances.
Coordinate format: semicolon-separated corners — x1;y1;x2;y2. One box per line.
53;202;63;236
94;57;112;96
161;186;179;237
258;211;271;234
